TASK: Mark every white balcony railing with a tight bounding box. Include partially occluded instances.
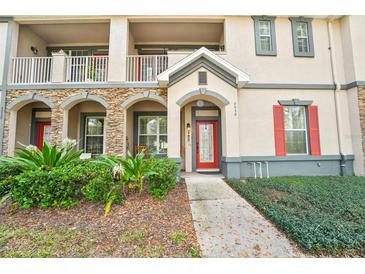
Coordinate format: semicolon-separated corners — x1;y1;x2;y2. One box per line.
126;55;168;82
66;56;109;83
10;57;53;84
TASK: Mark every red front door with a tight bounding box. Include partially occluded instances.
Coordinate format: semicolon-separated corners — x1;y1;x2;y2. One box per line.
36;121;51;150
196;120;219;169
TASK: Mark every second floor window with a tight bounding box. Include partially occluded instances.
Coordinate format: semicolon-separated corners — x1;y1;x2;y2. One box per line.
253;16;277;56
290;17;314;57
259;20;272;52
296;22;310;53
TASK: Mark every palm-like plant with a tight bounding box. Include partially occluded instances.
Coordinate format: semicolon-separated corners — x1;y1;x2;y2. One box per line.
0;139;83;171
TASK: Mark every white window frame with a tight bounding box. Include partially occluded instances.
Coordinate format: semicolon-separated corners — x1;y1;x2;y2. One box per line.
258;20;272;52
296;22;310;53
137;115;167;154
84;116;106;155
284;106;309;155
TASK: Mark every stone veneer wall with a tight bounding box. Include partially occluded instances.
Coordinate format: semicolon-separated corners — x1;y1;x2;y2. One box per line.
357;86;365;167
2;88;167;156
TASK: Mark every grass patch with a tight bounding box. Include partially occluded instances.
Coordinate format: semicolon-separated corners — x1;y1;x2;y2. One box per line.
0;226;97;258
170;231;187;245
227;176;365;257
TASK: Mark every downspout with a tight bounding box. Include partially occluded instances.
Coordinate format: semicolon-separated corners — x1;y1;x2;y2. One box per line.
0;18;14;155
327;17;346;175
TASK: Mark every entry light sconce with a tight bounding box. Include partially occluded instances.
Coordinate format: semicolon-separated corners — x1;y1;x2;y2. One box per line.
186;123;191;143
31;46;39;55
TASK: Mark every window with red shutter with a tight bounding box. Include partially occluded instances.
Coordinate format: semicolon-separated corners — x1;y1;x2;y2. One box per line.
308;105;321;155
273;105;286;156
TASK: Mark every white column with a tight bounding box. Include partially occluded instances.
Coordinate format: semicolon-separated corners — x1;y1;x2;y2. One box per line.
51;51;67;83
62;109;69;141
107;17;128;82
7;110;17;156
167;101;181;159
222;94;240;158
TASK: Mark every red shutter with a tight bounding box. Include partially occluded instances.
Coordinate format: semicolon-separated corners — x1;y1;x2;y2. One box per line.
273;105;286;156
308;105;321;156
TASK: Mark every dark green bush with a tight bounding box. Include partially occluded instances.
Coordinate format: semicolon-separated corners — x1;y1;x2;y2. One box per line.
9;160;113;209
227;176;365;257
10;167;82;208
0;163;22;197
145;157;178;200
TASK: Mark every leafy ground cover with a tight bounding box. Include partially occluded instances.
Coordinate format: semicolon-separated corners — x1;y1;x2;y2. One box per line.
0;183;200;258
227;176;365;257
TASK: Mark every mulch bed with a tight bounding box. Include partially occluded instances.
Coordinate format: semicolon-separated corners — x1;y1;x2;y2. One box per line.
0;182;201;258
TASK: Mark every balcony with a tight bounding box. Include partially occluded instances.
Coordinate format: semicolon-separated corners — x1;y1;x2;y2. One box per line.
10;55;109;84
126;55;168;82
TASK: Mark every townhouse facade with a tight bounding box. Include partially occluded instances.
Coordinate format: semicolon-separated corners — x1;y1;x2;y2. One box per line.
0;15;364;178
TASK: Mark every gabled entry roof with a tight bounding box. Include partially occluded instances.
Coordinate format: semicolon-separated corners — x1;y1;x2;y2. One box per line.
157;47;250;88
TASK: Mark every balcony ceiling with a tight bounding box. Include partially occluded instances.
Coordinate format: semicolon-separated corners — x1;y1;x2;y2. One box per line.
130;22;224;44
26;23;110;45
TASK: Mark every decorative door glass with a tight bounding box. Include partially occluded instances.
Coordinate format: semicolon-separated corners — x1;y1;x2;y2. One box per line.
199;124;214;163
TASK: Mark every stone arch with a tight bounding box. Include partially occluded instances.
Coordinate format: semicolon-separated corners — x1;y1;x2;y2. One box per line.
60;92;109;110
176;88;230;107
7;93;55;111
121;91;167;109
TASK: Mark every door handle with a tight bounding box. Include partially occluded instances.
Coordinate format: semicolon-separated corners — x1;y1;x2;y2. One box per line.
196;142;199;151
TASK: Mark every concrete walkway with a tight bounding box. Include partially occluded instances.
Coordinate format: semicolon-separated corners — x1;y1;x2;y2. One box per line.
183;173;304;258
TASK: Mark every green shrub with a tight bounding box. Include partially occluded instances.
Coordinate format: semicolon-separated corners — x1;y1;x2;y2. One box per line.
10;167;83;208
0;139;82;172
228;176;365;256
145;157;177;200
0;163;22;197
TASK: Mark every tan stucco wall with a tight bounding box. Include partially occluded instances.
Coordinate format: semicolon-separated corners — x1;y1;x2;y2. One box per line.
0;22;8;86
126;100;166;153
17;25;48;57
238;89;354;156
223;17;333;84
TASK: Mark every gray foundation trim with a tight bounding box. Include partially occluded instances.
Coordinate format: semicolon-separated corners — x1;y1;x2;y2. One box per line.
252;16;277;56
121;92;167;109
176;89;229;106
341;81;365;90
278;99;313;106
289;17;315;58
221;154;355;178
7;82;160;90
7;81;365;91
60;92;109;109
191;106;222;172
243;83;336;90
169;56;237;88
0;18;13;155
7;93;56;110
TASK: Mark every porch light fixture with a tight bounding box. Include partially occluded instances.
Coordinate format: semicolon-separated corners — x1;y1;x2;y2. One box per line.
30;46;38;55
187;123;191;143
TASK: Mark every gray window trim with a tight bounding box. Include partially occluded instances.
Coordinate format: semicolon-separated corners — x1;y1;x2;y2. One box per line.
133;111;168;156
80;112;106;153
252;16;277;56
278;98;313;106
289;17;315;57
